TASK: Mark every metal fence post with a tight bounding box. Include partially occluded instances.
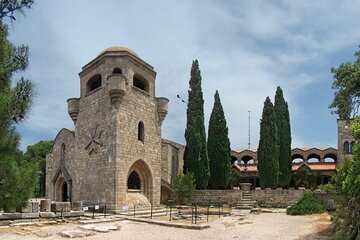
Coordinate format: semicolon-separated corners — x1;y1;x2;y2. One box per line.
93;204;95;219
218;204;221;218
207;205;209;222
169;205;172;221
150;204;153;219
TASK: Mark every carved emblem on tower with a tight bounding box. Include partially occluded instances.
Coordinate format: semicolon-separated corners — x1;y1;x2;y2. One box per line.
85;124;102;155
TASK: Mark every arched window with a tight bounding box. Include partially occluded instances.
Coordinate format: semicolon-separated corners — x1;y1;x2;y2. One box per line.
350;141;356;153
113;68;122;74
133;74;149;93
292;154;304;163
138;121;144;143
61;143;65;162
241;155;255;164
344;141;350;154
86;74;102;93
307;153;320;163
128;171;141;190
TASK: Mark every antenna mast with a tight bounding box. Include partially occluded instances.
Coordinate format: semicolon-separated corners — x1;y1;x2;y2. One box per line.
248;110;251;149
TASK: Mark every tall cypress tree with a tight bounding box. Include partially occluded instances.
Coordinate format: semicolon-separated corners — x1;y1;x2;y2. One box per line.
207;91;231;189
274;86;292;187
183;60;210;189
257;97;279;189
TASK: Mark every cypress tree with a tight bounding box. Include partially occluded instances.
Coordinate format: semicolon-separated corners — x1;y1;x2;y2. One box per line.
207;91;231;189
257;97;279;189
183;60;210;189
274;86;292;187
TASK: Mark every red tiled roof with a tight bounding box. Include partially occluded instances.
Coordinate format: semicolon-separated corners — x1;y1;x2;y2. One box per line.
234;162;337;172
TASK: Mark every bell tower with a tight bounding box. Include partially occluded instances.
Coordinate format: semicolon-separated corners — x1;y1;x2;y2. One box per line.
60;46;168;210
337;119;356;166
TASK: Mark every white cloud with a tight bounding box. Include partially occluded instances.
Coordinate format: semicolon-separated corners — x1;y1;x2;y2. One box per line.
7;1;360;151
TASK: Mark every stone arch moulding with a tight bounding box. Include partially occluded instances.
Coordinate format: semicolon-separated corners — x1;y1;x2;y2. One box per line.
52;165;72;202
127;159;153;203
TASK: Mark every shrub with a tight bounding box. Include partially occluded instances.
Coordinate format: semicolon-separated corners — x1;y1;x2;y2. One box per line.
173;172;196;204
286;191;326;215
317;183;336;194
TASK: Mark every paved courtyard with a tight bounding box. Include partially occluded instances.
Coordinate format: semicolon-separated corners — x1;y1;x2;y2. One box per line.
0;212;332;240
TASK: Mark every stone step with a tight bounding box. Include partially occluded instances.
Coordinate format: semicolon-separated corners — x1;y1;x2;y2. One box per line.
119;206;168;217
235;205;253;210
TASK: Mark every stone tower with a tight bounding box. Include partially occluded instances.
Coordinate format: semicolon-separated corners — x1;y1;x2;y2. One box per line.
46;47;169;211
337;119;356;165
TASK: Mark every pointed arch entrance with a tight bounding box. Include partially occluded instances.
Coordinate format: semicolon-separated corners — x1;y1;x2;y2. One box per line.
126;159;153;205
52;165;72;202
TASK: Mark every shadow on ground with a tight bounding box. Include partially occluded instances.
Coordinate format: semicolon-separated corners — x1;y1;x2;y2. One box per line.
296;227;334;240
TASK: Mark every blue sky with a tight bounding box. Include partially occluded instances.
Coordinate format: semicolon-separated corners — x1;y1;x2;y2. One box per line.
6;1;360;151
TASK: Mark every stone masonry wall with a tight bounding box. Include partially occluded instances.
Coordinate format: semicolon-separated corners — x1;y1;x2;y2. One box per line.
191;190;242;205
252;188;306;208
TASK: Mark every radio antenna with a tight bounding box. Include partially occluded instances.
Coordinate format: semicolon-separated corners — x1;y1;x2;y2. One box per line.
248;110;251;149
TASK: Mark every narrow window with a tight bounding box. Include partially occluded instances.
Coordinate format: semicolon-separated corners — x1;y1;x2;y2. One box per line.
128;171;141;190
350;141;356;153
344;141;350;154
113;68;122;74
61;143;65;162
133;74;149;93
86;74;102;93
138;121;144;143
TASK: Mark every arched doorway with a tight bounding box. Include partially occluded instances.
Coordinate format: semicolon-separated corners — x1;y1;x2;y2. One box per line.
128;171;141;190
126;159;153;205
55;176;70;202
61;181;68;202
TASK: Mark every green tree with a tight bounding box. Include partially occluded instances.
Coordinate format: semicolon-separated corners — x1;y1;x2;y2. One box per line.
207;90;231;189
183;60;210;189
329;47;360;118
23;140;54;197
274;86;292;187
0;130;39;211
0;0;37;211
173;172;196;204
0;0;33;21
257;97;279;189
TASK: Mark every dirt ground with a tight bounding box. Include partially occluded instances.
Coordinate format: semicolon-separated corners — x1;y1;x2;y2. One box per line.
0;212;333;240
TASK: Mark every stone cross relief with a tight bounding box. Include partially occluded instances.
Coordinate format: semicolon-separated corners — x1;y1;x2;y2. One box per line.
85;124;103;155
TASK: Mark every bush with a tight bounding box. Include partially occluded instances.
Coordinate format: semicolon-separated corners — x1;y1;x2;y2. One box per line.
173;172;196;204
286;191;326;215
317;183;336;194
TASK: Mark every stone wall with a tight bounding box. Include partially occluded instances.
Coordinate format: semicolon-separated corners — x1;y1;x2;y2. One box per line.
252;188;306;208
191;190;242;205
314;192;347;210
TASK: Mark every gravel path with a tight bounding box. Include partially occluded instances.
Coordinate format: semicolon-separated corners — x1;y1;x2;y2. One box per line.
0;212;332;240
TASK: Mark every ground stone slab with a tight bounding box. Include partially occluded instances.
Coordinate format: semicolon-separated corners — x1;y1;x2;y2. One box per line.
60;229;95;238
80;224;119;232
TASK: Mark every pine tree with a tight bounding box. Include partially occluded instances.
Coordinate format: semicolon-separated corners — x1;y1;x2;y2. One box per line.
207;91;231;189
0;1;37;211
257;97;279;189
274;86;292;187
183;60;210;189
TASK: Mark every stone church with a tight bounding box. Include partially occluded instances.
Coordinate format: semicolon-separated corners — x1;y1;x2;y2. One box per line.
45;47;183;211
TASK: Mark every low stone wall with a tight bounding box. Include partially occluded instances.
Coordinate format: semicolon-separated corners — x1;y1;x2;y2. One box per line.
191;190;242;205
253;188;306;208
0;200;84;222
314;192;347;210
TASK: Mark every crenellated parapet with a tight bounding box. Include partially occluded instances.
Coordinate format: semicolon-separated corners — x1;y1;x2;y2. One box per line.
67;98;79;124
107;73;126;108
156;97;169;125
